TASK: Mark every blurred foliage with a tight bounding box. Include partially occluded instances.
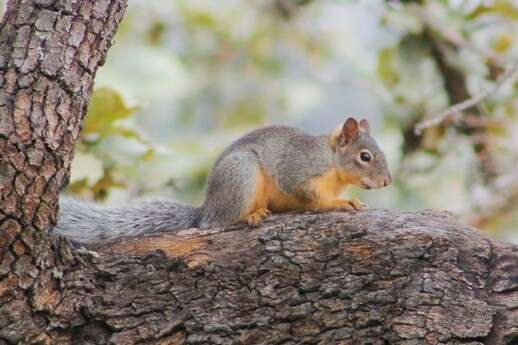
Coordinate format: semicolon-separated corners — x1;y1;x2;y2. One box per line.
2;0;512;241
82;87;140;140
67;87;148;199
378;0;518;239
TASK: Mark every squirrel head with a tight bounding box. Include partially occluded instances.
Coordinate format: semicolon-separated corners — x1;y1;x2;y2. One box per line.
330;117;391;190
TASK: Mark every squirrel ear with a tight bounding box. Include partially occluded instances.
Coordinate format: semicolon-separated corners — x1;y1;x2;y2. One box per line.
341;117;359;145
359;118;370;134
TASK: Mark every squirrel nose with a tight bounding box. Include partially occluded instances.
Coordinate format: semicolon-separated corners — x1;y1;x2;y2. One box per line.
383;175;392;187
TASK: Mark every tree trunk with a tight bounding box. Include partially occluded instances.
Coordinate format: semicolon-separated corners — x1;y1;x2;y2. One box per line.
0;0;127;343
1;1;518;345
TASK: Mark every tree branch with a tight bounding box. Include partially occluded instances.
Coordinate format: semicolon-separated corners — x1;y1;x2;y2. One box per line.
409;4;509;67
415;60;518;135
36;210;518;344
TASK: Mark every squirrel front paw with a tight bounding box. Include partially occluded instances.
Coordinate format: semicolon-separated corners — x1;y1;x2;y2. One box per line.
327;198;368;211
245;208;271;227
348;197;368;211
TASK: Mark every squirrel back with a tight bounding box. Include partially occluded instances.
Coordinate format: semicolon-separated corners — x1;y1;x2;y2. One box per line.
55;117;391;243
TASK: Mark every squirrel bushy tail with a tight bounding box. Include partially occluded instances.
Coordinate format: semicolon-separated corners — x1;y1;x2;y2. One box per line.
54;196;200;244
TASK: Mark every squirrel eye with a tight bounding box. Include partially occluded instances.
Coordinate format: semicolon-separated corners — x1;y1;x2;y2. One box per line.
360;151;371;162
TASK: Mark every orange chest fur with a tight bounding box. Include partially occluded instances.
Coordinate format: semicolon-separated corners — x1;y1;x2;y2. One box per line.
309;168;354;198
249;168;352;214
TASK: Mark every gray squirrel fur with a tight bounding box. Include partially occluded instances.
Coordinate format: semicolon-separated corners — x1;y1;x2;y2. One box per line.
55;197;200;243
54;121;391;244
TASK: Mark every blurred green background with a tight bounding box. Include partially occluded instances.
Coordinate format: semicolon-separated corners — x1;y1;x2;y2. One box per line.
4;0;517;241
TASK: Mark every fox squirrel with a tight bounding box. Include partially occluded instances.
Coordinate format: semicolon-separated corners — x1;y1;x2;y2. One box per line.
54;117;391;243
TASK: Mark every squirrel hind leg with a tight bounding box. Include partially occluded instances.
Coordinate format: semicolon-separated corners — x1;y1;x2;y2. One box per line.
200;152;268;229
240;166;272;227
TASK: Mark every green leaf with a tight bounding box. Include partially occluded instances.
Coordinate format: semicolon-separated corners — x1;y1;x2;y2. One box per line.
181;7;217;29
467;1;518;20
141;148;155;161
147;21;167;45
377;47;399;87
492;34;513;53
83;87;139;138
222;100;266;128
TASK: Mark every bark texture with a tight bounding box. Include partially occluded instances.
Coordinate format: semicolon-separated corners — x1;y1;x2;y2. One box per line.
1;1;518;345
0;0;127;342
8;210;517;345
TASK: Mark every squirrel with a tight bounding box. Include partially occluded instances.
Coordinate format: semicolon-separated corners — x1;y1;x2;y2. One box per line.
54;117;391;244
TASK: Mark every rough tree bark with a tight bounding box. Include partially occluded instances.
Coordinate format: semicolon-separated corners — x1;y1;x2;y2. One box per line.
1;1;518;345
0;0;127;342
6;209;518;344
